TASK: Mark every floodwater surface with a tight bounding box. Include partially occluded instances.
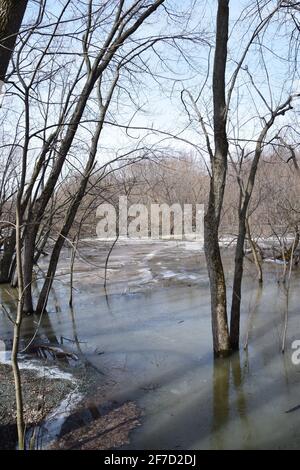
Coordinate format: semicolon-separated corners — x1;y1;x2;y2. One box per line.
1;239;300;449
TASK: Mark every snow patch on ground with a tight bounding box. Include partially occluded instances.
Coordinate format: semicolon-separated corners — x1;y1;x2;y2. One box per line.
0;352;75;382
0;351;84;450
36;390;83;449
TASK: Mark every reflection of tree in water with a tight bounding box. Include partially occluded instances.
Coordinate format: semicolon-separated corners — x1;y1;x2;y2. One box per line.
18;280;88;361
212;357;230;449
21;282;68;357
231;354;247;419
68;306;84;356
18;279;60;350
21;311;60;357
212;353;251;449
244;284;263;350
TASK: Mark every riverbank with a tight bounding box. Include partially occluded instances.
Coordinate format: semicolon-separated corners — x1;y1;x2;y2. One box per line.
0;361;75;449
0;355;142;450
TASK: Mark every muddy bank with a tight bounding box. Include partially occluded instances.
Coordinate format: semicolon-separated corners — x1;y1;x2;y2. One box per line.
51;401;141;450
0;362;74;449
0;356;142;450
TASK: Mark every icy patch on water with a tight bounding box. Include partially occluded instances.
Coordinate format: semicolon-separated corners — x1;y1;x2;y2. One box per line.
264;258;286;265
161;269;200;282
137;268;153;283
146;251;158;260
181;241;204;251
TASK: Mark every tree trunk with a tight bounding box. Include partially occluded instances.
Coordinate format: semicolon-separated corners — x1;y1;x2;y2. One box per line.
20;74;99;315
246;218;263;283
35;186;90;315
0;0;28;82
204;0;231;357
13;2;164;317
205;217;231;356
0;229;16;283
22;224;38;314
230;213;247;350
277;227;299;263
12;203;25;450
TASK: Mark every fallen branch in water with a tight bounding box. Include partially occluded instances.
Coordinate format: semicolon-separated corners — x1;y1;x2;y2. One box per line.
29;344;78;361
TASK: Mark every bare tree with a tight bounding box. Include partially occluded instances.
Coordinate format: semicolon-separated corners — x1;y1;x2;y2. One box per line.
0;0;169;314
204;0;231;357
1;0;205;317
181;0;299;355
230;95;298;350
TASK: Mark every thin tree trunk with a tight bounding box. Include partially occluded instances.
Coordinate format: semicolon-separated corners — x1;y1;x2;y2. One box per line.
204;0;230;357
246;218;263;284
11;206;25;450
230;213;247;350
282;229;297;354
69;235;79;308
22;224;38;313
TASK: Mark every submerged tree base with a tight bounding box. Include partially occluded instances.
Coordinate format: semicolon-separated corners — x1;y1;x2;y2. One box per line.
214;349;233;359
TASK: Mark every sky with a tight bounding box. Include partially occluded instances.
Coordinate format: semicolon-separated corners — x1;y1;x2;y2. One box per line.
3;0;300;172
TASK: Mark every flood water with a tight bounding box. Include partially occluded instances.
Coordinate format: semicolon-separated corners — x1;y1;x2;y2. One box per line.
1;239;300;450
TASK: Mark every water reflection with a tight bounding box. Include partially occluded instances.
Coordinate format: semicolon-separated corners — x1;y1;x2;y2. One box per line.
244;284;263;350
21;310;60;353
212;357;230;449
67;306;84;356
212;353;250;449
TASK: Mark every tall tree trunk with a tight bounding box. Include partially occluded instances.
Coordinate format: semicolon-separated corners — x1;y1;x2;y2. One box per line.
0;0;28;82
12;184;26;450
230;211;247;350
204;0;231;357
